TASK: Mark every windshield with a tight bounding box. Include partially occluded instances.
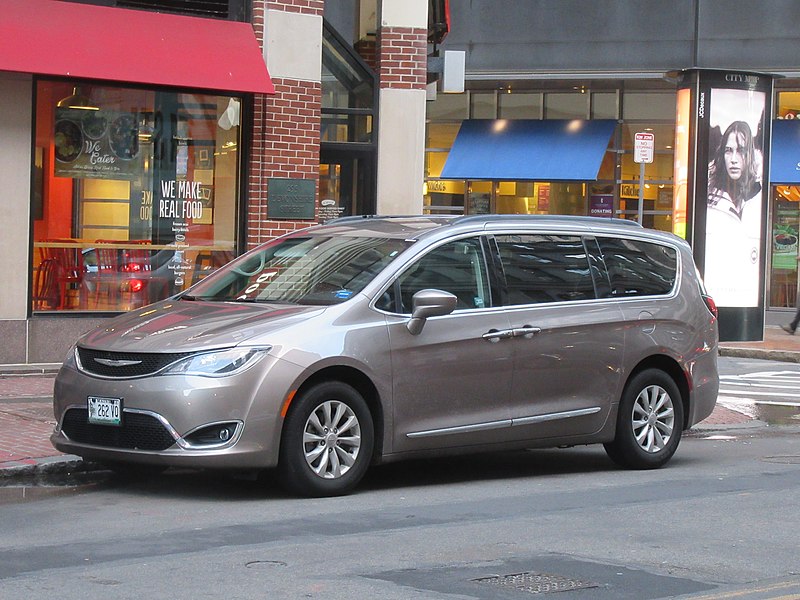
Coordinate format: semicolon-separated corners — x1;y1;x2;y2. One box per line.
186;235;410;305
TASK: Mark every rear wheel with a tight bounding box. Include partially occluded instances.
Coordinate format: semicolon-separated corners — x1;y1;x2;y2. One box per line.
278;381;374;497
604;369;684;469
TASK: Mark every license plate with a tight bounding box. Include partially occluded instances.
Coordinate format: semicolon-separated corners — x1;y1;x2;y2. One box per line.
88;396;122;426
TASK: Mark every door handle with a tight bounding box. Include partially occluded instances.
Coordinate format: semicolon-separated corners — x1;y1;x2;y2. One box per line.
511;325;541;339
482;329;515;343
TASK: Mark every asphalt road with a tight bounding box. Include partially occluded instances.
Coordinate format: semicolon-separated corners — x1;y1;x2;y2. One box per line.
2;424;800;599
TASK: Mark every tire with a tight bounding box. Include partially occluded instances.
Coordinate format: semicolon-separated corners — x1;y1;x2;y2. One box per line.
278;381;374;497
604;369;684;469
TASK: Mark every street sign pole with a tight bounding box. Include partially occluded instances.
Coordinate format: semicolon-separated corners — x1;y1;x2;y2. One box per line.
638;162;645;225
633;132;655;226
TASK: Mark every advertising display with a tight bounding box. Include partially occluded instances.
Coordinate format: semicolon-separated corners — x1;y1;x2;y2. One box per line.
679;70;775;341
702;86;766;308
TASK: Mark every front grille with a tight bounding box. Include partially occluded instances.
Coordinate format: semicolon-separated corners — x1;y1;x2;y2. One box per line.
62;408;177;451
77;347;194;378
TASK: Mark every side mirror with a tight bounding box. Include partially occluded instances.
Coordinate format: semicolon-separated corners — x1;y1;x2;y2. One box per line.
406;289;457;335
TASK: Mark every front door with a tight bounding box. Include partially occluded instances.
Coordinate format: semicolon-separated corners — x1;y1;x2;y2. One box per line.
385;237;516;452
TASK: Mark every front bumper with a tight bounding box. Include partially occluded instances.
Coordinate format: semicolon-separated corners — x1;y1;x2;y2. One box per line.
51;354;305;470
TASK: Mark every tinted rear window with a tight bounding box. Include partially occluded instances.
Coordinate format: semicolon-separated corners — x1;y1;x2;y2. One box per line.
495;235;595;305
597;237;677;297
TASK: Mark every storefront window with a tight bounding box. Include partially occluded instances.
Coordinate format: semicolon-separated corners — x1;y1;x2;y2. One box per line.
592;92;618;119
498;92;542;119
424;87;675;230
470;92;496;118
544;93;589;119
618;123;675;230
770;188;799;308
31;81;240;313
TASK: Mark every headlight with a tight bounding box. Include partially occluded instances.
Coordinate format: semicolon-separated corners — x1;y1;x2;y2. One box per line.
162;347;269;377
64;344;79;369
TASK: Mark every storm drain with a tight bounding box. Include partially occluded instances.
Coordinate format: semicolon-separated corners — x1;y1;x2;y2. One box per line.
472;571;598;594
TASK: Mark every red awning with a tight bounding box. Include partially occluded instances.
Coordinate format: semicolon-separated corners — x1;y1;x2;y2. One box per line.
0;0;274;94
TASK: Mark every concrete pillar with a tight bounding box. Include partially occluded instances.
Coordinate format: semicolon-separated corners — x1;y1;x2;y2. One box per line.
376;0;427;215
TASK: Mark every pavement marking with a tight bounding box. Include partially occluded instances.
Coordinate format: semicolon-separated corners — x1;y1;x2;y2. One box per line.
680;577;800;599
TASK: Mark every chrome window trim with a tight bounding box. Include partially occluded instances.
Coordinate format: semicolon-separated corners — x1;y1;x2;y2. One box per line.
369;232;494;316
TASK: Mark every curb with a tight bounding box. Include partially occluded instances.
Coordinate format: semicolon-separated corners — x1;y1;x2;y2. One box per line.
718;347;800;363
0;455;105;486
0;364;61;377
687;419;769;434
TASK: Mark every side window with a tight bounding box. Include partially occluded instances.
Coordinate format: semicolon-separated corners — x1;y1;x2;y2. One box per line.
391;238;491;313
495;234;595;305
597;237;677;297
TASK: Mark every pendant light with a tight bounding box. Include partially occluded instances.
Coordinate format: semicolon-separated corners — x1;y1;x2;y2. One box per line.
57;87;99;111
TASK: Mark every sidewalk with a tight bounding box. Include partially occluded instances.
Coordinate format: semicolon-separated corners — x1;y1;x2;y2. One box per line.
1;324;799;482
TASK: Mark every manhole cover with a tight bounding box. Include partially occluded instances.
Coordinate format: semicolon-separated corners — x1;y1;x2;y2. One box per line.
472;571;598;594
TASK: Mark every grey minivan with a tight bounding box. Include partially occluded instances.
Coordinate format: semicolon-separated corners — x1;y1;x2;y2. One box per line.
51;215;719;496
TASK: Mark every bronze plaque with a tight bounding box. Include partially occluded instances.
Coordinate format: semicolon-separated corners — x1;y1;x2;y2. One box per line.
267;178;316;220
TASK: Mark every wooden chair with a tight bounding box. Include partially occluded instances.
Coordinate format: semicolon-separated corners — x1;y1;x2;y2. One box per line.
42;239;85;309
32;259;62;311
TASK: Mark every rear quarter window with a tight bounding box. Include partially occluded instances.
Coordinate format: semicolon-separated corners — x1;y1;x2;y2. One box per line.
597;237;677;297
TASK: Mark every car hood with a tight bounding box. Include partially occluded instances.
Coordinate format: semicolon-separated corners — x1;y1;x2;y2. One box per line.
79;299;326;353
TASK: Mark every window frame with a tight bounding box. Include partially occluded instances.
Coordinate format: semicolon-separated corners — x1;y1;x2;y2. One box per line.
375;235;500;315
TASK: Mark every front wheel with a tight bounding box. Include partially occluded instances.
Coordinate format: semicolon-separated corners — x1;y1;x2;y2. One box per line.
278;381;374;497
604;369;684;469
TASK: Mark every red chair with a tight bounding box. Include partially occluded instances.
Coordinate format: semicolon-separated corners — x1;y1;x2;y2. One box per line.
42;239;85;309
32;259;62;311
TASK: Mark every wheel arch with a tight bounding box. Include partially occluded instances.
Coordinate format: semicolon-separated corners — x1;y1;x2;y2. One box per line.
285;365;385;464
625;355;690;430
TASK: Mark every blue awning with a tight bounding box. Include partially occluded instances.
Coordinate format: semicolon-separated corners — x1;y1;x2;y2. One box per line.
440;119;616;181
770;120;800;184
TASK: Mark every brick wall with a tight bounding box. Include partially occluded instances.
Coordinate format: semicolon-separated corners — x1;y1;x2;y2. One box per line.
248;0;324;248
378;27;427;91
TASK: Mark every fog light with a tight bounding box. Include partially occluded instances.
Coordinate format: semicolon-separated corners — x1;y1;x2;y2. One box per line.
183;422;240;447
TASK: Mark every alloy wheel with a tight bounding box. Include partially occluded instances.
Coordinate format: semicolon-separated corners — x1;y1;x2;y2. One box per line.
302;400;362;479
632;384;675;453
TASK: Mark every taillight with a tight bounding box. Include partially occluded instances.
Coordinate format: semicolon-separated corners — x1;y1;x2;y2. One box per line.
120;279;145;293
120;262;142;272
702;294;718;321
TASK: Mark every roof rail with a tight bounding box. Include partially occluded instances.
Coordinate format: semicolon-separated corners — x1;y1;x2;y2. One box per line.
325;214;644;229
451;214;643;228
324;214;453;224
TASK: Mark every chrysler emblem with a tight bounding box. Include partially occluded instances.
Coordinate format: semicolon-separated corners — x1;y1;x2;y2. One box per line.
94;358;142;367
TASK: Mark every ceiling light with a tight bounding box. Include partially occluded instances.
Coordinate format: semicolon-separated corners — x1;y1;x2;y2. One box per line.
57;87;99;111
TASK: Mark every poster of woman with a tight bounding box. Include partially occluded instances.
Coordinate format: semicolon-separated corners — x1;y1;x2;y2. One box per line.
703;87;766;308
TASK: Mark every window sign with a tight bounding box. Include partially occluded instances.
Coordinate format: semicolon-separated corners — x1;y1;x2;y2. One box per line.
32;81;241;313
54;108;140;180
